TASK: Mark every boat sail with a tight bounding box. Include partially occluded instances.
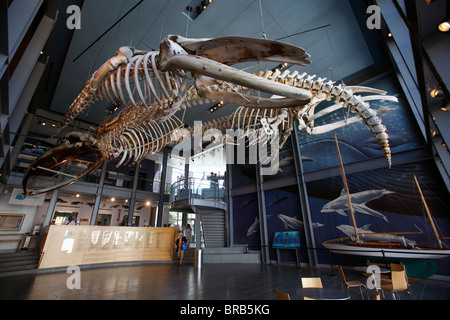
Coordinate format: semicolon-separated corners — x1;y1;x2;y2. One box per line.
321;134;450;261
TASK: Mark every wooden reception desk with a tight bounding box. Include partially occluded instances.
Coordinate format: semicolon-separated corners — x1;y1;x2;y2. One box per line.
38;225;178;269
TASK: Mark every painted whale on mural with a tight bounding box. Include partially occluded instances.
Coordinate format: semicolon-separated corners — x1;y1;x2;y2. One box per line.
269;196;288;207
246;215;272;236
312;222;324;229
278;214;304;230
247;216;259;237
336;224;417;247
321;189;394;222
239;199;256;210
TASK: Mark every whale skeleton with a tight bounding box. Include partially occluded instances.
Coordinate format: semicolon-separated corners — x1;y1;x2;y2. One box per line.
23;35;397;196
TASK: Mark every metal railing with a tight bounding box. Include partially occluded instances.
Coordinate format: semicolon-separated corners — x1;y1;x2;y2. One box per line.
169;177;226;204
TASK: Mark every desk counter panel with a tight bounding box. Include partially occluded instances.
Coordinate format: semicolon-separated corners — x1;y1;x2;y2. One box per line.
38;226;178;269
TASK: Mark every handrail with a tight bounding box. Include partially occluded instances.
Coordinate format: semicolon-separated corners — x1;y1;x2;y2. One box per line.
169;177;225;204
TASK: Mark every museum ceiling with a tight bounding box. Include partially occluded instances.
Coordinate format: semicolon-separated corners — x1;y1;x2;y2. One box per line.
28;0;448;142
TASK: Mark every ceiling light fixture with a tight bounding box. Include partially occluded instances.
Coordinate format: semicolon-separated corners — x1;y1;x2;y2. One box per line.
430;89;442;98
440;106;448;112
183;0;211;21
209;101;226;113
438;20;450;32
271;63;289;73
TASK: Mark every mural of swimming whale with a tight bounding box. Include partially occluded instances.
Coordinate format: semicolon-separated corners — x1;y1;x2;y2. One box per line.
320;188;394;222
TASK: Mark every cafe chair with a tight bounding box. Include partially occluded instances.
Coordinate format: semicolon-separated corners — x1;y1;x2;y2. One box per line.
336;265;368;300
301;277;322;300
361;261;390;284
380;269;410;300
390;262;404;271
374;289;381;300
381;263;415;299
275;288;291;300
301;277;323;288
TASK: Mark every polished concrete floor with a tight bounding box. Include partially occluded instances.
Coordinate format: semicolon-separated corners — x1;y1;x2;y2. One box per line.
1;262;450;301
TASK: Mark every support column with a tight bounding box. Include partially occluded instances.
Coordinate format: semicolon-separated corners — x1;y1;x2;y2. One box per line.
43;189;59;228
36;187;59;247
41;163;67;229
9;113;34;168
292;130;317;266
255;162;270;263
90;161;107;226
127;162;140;226
157;147;169;227
195;213;202;249
226;162;233;247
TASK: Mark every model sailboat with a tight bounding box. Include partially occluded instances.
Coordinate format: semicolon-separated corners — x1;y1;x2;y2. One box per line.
321;134;450;261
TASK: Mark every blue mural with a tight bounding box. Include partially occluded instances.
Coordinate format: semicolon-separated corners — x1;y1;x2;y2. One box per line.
233;193;259;249
230;72;450;277
297;73;425;173
308;161;450;277
264;186;309;264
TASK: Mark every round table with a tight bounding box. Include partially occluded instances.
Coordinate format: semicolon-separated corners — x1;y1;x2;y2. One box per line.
296;288;351;300
353;266;390;273
354;266;390;291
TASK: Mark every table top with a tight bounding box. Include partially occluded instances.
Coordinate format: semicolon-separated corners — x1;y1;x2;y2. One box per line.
353;266;390;273
295;288;350;300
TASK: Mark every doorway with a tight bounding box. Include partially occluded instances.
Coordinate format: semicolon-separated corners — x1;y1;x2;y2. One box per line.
96;214;111;226
53;212;78;225
121;215;140;226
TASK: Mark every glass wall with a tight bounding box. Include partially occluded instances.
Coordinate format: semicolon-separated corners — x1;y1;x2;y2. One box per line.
165;154;186;194
189;145;226;182
32;192;154;227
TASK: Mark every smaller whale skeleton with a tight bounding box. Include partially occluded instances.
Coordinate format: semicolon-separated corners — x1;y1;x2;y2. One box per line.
22;35;398;196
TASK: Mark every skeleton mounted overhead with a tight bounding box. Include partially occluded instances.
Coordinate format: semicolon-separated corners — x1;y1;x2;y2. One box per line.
22;35;397;196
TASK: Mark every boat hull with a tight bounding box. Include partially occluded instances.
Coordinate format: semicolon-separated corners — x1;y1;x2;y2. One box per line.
322;242;450;260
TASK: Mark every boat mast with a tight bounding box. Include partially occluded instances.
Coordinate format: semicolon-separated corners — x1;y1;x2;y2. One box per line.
414;175;443;249
334;133;360;242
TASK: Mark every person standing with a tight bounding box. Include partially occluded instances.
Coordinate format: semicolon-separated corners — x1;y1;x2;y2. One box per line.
177;226;188;265
65;216;76;225
186;224;192;247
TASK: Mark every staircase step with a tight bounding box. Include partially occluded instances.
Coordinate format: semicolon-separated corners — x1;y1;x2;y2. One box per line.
173;248;195;264
0;253;39;263
0;262;38;273
201;212;226;247
0;259;39;268
203;251;261;264
0;251;40;277
0;251;38;257
203;245;247;254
